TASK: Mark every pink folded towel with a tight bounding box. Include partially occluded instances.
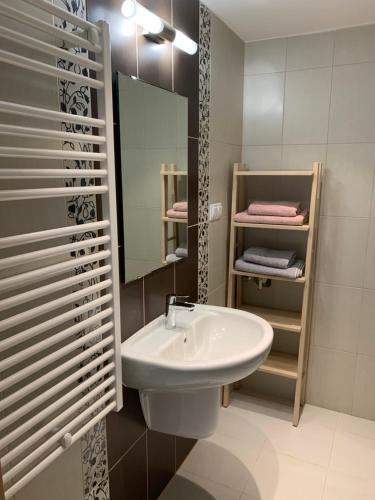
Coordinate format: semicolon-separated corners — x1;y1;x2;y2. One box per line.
248;201;301;217
166;209;188;219
173;201;188;212
235;209;309;226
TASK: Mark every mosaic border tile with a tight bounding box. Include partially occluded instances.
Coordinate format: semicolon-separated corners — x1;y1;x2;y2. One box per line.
198;2;211;304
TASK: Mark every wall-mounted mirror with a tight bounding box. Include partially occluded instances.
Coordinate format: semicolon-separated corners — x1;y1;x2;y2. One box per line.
114;73;188;283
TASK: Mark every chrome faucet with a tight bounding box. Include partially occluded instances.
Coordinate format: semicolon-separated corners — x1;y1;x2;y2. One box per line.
165;294;195;330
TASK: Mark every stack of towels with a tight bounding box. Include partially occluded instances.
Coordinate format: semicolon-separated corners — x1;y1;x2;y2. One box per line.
235;246;305;279
235;201;308;226
166;246;188;263
166;201;188;219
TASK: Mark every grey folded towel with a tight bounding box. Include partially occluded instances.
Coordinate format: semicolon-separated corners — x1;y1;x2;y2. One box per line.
235;257;305;279
175;247;188;258
244;246;296;269
166;253;182;263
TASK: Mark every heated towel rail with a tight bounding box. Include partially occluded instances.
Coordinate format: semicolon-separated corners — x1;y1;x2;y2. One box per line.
0;1;122;497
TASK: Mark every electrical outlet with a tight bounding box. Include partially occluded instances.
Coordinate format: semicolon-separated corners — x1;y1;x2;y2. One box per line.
209;202;223;221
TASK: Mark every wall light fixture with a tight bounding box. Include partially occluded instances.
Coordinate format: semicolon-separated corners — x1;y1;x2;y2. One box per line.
121;0;198;55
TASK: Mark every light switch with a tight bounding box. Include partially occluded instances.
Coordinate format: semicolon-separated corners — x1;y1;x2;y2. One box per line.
209;202;223;221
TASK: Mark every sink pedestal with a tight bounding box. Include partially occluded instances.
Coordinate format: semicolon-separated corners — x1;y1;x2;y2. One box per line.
139;386;221;439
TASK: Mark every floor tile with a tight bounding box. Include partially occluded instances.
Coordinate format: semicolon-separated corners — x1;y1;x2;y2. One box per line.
330;431;375;480
206;431;264;472
180;439;251;492
159;471;242;500
244;448;327;500
230;400;336;467
336;412;375;441
323;470;375;500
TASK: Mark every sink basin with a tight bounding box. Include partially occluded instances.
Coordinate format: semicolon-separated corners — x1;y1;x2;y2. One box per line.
121;304;273;438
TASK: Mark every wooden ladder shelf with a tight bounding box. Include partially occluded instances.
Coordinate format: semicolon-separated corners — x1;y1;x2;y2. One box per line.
224;162;322;426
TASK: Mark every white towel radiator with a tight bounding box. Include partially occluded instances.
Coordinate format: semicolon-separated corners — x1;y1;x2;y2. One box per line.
0;1;122;497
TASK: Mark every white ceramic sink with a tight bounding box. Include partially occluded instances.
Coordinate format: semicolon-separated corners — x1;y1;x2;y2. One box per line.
121;304;273;438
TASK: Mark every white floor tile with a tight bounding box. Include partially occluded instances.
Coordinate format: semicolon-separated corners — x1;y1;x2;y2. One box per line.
226;397;337;467
330;431;375;480
244;448;327;500
159;471;242;500
323;470;375;500
337;412;375;440
206;431;264;471
180;439;251;492
174;396;375;500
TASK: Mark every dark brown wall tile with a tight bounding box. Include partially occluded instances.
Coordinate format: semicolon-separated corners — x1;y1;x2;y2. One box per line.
137;0;173;90
120;279;144;342
138;34;173;91
109;434;148;500
188;138;198;227
144;265;175;323
172;0;199;42
173;48;199;138
87;0;137;77
175;259;198;302
147;431;175;500
107;388;147;470
175;436;196;470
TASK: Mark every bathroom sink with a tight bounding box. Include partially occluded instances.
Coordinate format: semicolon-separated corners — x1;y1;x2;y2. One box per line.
121;304;273;438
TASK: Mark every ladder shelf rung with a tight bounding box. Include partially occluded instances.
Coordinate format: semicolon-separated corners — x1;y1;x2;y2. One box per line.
235;170;313;176
239;304;302;333
232;268;305;284
258;351;298;380
233;222;310;231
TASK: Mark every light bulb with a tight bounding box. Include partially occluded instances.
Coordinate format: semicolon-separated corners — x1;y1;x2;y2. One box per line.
121;0;164;34
173;30;198;55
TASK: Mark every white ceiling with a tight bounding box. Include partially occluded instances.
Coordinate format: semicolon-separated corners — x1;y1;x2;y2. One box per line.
203;0;375;42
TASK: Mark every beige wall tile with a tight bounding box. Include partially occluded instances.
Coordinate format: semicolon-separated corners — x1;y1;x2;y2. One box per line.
281;144;327;170
208;217;229;293
358;289;375;356
242;145;283;170
307;347;356;413
210;142;241;214
329;62;375;143
316;216;368;287
286;32;334;71
312;283;362;352
352;354;375;419
211;13;244;146
208;283;226;306
334;25;375;66
322;144;375;217
363;219;375;290
245;38;287;75
243;73;285;146
283;67;332;145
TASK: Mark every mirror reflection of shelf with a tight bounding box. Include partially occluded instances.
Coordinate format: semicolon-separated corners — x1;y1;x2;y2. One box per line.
161;163;188;264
